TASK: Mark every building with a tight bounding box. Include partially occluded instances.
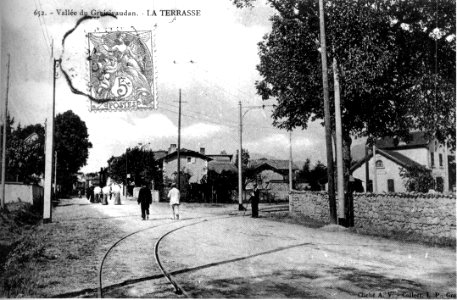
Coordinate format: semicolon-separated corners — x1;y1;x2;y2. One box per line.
351;132;452;193
160;144;212;184
249;158;299;201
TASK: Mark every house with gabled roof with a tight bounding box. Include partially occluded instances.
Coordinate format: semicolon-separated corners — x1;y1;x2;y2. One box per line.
248;158;299;201
160;144;212;184
351;132;452;193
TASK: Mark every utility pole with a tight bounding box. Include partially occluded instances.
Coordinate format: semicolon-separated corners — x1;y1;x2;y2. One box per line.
125;147;128;197
444;141;449;193
177;89;182;190
43;58;58;223
372;144;378;193
289;131;293;191
333;57;344;223
238;101;243;210
54;151;57;199
365;144;370;192
1;54;10;210
318;0;337;223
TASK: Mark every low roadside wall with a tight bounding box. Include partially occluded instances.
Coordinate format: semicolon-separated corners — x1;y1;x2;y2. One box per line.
290;191;456;244
4;182;44;208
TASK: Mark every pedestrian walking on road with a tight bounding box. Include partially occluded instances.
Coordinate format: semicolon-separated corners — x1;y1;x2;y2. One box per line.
87;185;95;203
94;186;102;203
112;184;122;205
250;183;260;218
138;182;152;220
102;185;110;205
167;183;180;220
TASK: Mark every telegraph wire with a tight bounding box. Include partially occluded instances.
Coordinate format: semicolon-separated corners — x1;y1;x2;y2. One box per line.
37;0;52;47
33;0;52;57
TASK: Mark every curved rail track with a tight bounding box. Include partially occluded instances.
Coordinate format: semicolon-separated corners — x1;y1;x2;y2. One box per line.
98;205;289;298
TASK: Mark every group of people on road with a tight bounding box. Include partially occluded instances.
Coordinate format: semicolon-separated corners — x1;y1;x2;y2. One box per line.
137;182;181;221
87;180;262;221
86;184;122;205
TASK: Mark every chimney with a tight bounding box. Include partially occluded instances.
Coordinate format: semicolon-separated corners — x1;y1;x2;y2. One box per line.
169;144;177;154
200;147;205;155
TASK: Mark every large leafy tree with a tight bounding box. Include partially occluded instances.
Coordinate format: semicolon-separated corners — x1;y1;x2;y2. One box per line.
2;115;45;184
233;0;455;223
55;110;92;195
8;124;45;183
248;0;455;157
107;147;162;189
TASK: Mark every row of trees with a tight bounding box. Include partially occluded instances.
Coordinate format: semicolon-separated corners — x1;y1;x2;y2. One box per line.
2;110;92;196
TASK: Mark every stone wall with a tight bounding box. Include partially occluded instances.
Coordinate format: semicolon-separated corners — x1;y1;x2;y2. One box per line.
290;191;456;244
289;191;337;223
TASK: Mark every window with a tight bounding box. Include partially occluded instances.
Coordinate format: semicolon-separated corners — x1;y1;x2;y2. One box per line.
376;160;384;168
387;179;395;193
430;152;435;168
187;157;191;163
439;154;443;167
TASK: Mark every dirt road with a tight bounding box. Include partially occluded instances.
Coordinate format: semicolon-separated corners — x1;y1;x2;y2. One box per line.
13;196;456;298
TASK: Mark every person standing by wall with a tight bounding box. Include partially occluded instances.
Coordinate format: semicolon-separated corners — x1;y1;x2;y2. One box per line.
251;183;260;218
167;183;181;220
138;182;152;220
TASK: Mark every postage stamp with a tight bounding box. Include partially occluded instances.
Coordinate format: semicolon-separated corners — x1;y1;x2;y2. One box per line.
87;30;157;111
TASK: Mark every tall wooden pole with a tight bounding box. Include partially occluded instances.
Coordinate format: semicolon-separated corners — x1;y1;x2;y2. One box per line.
43;59;57;223
372;144;378;193
333;57;344;221
318;0;336;223
289;131;293;191
365;144;370;192
444;141;450;193
238;101;243;210
1;54;10;210
177;89;181;190
54;151;57;199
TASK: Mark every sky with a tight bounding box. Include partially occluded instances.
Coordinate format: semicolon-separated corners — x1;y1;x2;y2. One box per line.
0;0;344;173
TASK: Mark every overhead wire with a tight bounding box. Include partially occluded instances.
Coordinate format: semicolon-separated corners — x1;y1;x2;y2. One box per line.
33;0;52;57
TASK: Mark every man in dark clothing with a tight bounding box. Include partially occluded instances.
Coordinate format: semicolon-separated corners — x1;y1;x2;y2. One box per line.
137;183;152;220
251;183;260;218
87;185;95;203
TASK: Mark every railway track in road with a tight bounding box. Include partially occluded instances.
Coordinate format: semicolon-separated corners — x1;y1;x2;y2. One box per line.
52;204;290;298
98;214;237;298
97;205;290;298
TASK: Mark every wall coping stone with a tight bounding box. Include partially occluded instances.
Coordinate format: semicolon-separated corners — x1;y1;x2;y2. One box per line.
290;190;456;199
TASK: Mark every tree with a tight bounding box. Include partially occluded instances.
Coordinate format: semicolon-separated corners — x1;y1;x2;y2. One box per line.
108;147;162;190
297;158;311;183
297;159;328;191
400;165;435;193
55;110;92;195
234;148;257;188
234;0;455;222
8;124;45;183
2;114;45;184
